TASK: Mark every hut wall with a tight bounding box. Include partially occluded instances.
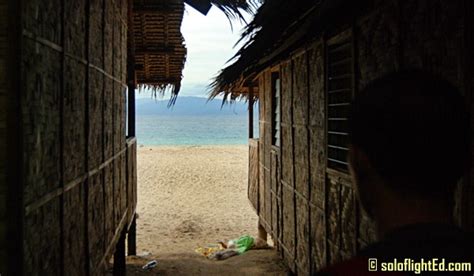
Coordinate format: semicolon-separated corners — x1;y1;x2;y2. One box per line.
20;0;137;275
254;0;473;274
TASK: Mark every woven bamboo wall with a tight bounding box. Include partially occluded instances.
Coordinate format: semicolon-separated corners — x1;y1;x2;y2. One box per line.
253;0;472;274
248;139;259;212
20;0;136;275
0;0;7;273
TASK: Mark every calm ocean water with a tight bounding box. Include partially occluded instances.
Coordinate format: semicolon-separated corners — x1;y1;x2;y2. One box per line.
136;115;258;146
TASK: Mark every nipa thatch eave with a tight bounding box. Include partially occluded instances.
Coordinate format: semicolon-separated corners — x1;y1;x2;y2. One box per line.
210;0;366;102
133;0;259;104
133;0;187;101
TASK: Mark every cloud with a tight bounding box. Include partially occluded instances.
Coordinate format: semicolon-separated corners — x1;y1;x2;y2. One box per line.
180;6;248;94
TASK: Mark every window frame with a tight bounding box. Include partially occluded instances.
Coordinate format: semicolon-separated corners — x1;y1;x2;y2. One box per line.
325;30;354;173
271;71;281;147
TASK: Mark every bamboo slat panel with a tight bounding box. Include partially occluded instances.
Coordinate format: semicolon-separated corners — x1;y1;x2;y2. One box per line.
88;172;106;272
250;1;472;275
281;63;293;187
264;71;272;168
340;180;356;258
114;156;125;230
258;163;265;221
89;71;105;169
63;184;87;276
270;150;280;238
104;162;115;250
281;182;296;272
21;0;135;275
248;139;259;212
308;43;326;209
292;54;308;125
21;39;62;206
104;79;115;160
310;206;326;271
295;197;310;275
65;0;87;59
113;15;123;80
258;74;266;221
24;199;61;275
127;139;138;218
294;126;309;198
119;154;128;219
22;0;61;45
90;0;104;67
64;57;87;183
105;0;115;76
132;0;186;87
326;177;340;263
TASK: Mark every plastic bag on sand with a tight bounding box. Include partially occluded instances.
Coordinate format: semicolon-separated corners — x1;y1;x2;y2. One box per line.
230;235;254;254
195;244;223;257
196;235;256;261
208;249;239;260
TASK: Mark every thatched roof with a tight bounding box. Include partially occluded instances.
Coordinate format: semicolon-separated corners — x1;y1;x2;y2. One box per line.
133;0;259;104
210;0;363;101
133;0;187;105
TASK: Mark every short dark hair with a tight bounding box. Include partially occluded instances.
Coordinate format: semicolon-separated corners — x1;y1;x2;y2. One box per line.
349;70;470;198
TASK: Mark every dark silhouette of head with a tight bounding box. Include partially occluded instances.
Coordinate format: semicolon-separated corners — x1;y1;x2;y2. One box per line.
348;70;470;223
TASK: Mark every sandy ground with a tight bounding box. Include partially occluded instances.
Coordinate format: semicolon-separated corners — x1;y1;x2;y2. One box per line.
124;145;288;275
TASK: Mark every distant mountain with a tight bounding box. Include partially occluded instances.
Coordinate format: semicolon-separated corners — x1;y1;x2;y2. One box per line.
135;96;257;116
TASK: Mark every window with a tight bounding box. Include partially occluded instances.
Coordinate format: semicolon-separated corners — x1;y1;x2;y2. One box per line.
271;72;281;147
253;100;260;138
327;38;353;171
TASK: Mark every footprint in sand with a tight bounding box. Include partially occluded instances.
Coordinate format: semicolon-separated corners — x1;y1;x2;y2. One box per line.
174;219;202;235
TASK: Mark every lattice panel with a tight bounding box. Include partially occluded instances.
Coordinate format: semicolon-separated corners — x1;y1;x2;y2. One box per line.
327;39;353;172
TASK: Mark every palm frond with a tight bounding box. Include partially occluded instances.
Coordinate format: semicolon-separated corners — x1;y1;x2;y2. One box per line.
210;0;260;23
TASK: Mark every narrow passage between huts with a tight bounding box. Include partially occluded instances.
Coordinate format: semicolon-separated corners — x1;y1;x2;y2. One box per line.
121;146;288;275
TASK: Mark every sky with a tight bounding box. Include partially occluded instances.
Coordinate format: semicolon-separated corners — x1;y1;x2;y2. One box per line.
136;5;251;99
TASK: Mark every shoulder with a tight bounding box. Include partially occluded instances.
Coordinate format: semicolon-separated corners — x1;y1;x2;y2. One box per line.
314;256;406;276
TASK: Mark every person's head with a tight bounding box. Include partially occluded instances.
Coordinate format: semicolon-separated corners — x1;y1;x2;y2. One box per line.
348;70;470;218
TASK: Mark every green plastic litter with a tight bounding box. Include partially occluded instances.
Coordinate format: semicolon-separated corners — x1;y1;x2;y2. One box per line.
233;235;254;254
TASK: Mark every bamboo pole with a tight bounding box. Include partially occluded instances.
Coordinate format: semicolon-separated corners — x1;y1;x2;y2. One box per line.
249;85;254;139
127;0;136;138
127;215;137;256
113;229;127;276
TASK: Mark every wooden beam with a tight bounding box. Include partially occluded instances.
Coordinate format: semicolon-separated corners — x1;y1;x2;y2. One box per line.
127;85;136;137
249;86;254;139
127;215;137;256
128;0;136;138
113;228;127;276
138;78;181;84
135;46;176;55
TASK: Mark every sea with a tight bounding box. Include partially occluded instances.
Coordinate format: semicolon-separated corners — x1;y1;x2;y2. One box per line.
136;114;257;146
134;96;259;146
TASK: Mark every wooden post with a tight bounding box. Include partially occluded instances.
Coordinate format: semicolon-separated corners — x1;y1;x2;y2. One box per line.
113;229;127;276
128;84;136;137
258;220;268;241
127;215;137;256
249;86;254;139
127;0;136;138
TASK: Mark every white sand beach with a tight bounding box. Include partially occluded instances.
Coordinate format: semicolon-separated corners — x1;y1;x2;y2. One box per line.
126;145;287;275
136;145;258;254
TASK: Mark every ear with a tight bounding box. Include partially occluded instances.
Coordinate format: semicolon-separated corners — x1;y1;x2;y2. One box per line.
348;145;371;173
